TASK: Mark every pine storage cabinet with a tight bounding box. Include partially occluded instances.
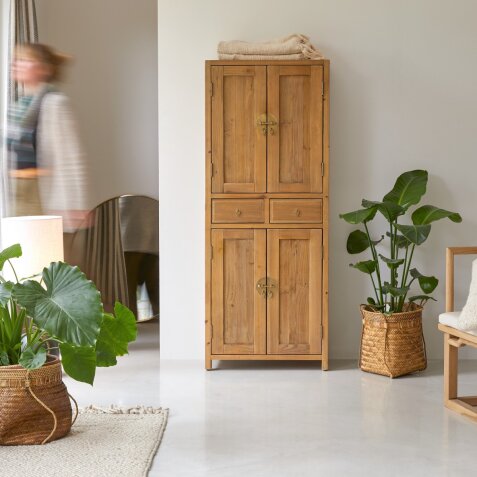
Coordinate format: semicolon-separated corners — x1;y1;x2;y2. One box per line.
205;60;329;370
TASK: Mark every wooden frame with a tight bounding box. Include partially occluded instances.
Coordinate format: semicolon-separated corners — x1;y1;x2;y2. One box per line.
438;246;477;420
205;60;330;371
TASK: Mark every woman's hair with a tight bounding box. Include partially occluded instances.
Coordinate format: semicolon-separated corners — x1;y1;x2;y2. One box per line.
15;43;71;82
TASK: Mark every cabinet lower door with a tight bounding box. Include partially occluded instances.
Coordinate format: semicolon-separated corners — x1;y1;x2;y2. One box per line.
267;229;322;354
211;229;266;354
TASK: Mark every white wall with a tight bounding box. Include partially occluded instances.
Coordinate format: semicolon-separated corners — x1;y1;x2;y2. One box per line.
159;0;477;360
36;0;158;208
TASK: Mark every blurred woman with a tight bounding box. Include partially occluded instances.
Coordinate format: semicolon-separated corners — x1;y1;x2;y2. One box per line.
6;43;88;233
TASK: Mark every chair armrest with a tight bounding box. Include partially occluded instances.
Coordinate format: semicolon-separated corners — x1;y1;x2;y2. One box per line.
446;247;477;312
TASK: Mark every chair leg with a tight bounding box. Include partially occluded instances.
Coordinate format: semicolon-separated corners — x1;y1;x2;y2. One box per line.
444;333;458;402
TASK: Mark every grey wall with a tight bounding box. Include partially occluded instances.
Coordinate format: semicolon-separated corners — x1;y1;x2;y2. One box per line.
36;0;158;208
159;0;477;360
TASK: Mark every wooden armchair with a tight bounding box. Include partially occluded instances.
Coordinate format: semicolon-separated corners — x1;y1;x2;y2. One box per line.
438;247;477;419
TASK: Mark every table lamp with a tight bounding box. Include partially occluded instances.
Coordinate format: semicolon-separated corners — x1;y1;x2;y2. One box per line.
0;216;64;282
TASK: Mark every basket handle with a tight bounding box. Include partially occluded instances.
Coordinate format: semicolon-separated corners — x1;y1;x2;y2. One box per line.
25;370;58;445
69;392;79;426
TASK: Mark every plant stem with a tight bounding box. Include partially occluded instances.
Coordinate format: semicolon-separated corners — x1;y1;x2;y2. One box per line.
7;260;19;283
399;244;415;310
390;223;395;310
369;272;380;304
364;222;383;306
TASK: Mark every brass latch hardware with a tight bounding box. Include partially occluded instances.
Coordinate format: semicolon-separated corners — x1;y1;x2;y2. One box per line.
256;114;278;136
256;277;278;298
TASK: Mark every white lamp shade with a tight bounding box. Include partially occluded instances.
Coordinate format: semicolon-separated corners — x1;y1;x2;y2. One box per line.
1;216;64;281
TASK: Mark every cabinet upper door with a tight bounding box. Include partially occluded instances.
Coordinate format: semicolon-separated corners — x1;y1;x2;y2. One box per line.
211;229;266;355
211;66;267;193
267;66;323;193
267;229;322;355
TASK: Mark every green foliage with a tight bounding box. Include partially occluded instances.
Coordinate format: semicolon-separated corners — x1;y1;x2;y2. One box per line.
394;224;431;245
347;230;370;254
19;346;47;370
60;343;97;385
350;260;377;274
382;170;428;209
340;170;461;313
13;263;103;347
0;244;137;385
339;207;377;224
96;303;137;368
0;244;22;272
411;205;462;225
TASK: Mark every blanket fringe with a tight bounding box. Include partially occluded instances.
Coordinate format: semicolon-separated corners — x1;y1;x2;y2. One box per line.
79;405;167;415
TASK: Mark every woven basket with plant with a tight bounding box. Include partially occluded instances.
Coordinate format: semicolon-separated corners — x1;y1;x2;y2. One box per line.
0;244;137;445
340;170;462;377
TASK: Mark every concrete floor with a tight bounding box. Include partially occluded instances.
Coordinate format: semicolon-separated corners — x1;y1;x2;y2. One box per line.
65;321;477;477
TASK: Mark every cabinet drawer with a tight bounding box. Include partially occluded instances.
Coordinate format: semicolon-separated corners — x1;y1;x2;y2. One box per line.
270;199;323;223
212;199;265;223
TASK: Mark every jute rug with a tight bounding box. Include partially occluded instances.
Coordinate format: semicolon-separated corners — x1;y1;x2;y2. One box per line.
0;405;168;477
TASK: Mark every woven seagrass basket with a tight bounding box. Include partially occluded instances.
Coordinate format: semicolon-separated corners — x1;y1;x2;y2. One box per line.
359;303;427;378
0;356;77;445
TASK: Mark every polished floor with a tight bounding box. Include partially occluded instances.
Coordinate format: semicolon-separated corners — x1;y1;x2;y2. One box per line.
65;322;477;477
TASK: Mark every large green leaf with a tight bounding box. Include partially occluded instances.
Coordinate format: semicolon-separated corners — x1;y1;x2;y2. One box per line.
0;351;10;366
19;346;47;370
408;295;437;306
350;260;377;274
339;207;377;224
411;205;462;225
60;343;96;385
96;302;137;367
379;254;405;269
361;200;405;222
13;262;103;347
382;170;428;209
410;268;439;294
346;230;369;254
0;244;22;272
395;224;431;245
0;282;14;306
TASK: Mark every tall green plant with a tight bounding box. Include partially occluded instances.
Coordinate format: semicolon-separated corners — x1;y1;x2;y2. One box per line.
340;170;462;313
0;244;137;384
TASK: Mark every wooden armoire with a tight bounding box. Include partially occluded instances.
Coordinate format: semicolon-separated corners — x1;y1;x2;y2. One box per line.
205;60;329;370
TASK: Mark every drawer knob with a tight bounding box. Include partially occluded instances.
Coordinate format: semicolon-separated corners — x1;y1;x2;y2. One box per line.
235;208;242;216
295;209;301;217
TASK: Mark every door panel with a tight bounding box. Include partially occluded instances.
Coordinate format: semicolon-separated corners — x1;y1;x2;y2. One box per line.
268;66;323;193
211;229;266;354
267;229;322;354
211;66;266;193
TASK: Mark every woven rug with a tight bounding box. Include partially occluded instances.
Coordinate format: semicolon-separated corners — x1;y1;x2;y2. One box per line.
0;406;168;477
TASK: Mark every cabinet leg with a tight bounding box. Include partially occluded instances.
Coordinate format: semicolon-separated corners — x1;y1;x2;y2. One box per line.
205;358;213;370
322;356;329;371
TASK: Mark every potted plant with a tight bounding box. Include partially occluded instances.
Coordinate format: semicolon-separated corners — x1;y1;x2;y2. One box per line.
339;170;462;377
0;243;137;445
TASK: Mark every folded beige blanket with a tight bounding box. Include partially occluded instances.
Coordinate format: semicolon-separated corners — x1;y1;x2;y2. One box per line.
218;34;324;60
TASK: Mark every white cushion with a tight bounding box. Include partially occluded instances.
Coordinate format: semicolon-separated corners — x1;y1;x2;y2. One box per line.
459;258;477;330
439;311;477;336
